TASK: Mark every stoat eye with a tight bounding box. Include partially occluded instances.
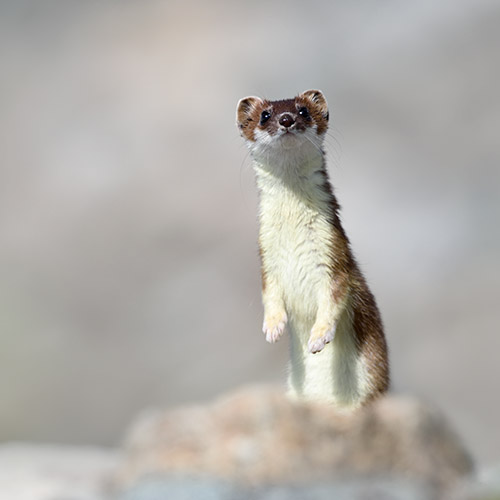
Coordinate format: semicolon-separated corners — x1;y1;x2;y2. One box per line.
298;107;310;119
260;110;271;125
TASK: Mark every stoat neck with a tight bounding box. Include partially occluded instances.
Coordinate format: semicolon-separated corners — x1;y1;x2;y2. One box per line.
252;153;335;216
253;152;326;190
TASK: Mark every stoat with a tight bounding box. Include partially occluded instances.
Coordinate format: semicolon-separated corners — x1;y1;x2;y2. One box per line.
236;90;389;408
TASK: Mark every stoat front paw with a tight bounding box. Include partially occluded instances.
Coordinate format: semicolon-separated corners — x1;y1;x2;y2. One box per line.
263;311;287;343
308;323;336;354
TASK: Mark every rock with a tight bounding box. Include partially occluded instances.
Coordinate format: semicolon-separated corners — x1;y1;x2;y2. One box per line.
0;443;118;500
114;385;473;498
458;462;500;500
119;476;432;500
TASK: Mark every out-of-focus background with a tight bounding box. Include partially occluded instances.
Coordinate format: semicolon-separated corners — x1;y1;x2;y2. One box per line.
0;0;498;468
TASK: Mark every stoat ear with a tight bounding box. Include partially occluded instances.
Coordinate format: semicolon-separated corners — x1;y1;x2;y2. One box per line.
299;89;329;120
236;96;263;129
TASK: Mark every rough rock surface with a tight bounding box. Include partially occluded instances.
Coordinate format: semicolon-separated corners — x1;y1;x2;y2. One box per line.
114;385;474;498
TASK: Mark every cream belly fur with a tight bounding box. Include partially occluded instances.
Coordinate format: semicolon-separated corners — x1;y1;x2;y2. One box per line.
255;161;371;407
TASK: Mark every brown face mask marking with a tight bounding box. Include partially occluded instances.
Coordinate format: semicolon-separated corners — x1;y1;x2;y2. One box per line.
237;90;330;141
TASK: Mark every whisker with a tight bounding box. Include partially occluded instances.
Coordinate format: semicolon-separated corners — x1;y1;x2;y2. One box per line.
238;146;255;211
303;133;326;158
324;128;343;169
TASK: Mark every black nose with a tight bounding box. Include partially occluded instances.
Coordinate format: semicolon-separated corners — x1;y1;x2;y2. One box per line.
279;113;295;128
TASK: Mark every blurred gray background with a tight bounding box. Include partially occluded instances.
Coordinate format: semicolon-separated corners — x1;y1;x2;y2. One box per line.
0;0;499;468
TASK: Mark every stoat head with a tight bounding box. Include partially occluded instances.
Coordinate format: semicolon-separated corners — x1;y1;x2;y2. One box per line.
236;90;329;165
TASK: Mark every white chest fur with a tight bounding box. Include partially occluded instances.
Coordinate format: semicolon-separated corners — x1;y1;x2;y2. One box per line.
257;165;333;320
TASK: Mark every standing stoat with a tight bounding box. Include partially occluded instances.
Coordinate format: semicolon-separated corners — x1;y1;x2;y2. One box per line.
236;90;389;408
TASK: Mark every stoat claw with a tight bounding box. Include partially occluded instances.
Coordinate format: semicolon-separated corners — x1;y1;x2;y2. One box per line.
263;313;287;343
308;325;336;354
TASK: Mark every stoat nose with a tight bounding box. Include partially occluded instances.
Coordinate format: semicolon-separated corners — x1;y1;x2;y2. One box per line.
279;113;295;128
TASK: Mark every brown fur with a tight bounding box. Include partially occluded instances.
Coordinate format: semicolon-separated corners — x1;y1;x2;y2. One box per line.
320;168;390;400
